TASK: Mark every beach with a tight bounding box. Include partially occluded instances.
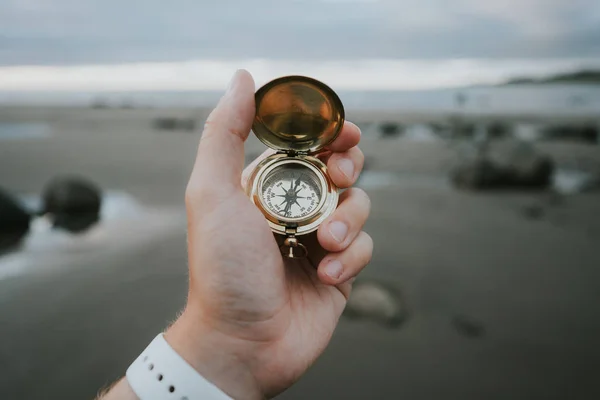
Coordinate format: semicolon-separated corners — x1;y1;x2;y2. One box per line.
1;106;600;399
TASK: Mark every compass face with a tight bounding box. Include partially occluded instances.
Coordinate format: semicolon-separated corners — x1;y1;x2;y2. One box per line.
261;163;323;220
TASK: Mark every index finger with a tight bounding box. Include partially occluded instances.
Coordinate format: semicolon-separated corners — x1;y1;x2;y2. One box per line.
326;121;361;153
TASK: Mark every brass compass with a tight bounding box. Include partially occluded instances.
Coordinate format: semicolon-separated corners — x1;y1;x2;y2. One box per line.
246;76;344;259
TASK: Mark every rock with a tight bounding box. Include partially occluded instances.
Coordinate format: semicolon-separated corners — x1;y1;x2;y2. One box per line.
498;141;554;188
544;192;566;206
344;281;407;328
451;140;555;191
449;119;476;139
42;176;102;233
120;99;135;109
90;97;110;109
0;188;31;254
153;117;178;130
487;122;512;139
379;122;403;138
450;158;507;190
521;203;544;220
541;125;598;144
452;315;486;338
153;117;196;132
428;122;453;139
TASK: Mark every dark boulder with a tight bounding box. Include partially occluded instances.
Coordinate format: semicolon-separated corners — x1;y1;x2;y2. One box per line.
451;158;508;190
153;117;196;132
0;188;31;254
541;125;598;144
379;122;403;138
487;122;512;139
42;177;102;233
521;203;545;220
448;117;476;139
452;315;486;338
509;154;554;188
451;140;555;191
492;140;554;188
90;97;110;109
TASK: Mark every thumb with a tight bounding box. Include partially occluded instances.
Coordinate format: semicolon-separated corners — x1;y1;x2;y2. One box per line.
189;70;255;197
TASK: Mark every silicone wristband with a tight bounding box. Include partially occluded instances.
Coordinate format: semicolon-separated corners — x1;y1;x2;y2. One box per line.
126;334;232;400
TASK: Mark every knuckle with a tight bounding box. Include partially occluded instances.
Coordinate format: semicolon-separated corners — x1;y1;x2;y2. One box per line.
228;126;247;141
203;108;247;142
203;108;220;131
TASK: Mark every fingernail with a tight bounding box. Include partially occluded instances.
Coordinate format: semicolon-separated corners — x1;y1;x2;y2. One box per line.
329;221;348;243
324;260;343;279
338;158;355;179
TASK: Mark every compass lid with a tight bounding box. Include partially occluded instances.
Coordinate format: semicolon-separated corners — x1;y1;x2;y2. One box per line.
253;76;345;153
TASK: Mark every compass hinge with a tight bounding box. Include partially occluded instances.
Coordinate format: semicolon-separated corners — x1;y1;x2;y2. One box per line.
280;150;309;157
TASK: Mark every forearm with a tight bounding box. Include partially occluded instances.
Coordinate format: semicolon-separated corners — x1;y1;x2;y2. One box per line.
96;310;263;400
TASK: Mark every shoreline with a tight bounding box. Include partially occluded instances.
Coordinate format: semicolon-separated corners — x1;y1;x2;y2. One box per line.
1;105;599;126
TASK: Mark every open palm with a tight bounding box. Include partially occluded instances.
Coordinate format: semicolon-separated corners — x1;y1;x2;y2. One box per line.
166;70;372;399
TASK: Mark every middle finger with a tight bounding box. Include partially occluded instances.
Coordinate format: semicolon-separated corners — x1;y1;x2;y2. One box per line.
326;146;364;188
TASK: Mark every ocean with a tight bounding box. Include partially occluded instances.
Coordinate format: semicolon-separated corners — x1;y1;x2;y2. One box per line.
1;84;599;116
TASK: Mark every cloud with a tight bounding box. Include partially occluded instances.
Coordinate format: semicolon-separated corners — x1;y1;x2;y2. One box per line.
0;0;598;65
459;0;600;38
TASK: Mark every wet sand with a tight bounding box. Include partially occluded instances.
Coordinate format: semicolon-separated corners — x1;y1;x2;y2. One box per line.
1;107;600;399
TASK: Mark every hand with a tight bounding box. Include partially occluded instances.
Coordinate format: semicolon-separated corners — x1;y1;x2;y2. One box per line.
166;70;372;399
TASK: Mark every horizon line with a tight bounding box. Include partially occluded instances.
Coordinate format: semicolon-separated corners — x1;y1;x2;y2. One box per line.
0;58;599;92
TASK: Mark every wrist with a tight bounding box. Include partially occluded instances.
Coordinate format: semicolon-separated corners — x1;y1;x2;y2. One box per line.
164;308;265;400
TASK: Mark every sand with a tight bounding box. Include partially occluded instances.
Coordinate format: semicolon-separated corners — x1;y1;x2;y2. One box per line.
1;107;600;399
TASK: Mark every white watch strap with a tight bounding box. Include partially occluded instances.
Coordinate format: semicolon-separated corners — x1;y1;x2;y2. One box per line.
126;334;232;400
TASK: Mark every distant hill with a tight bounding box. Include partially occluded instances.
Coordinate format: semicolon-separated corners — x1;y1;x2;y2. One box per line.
505;70;600;85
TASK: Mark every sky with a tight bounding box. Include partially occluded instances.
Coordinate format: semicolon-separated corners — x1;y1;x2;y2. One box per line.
1;0;599;90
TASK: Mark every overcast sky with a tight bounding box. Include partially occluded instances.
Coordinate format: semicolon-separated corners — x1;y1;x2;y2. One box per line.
2;0;599;64
1;0;599;90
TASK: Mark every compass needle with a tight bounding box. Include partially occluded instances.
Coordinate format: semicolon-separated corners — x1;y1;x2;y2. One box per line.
260;165;324;220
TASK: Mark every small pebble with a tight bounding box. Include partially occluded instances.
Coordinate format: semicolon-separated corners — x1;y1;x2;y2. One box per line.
344;281;407;328
452;315;486;338
521;203;544;220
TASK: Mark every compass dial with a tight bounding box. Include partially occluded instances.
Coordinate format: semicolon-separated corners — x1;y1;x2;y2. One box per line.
261;164;323;220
